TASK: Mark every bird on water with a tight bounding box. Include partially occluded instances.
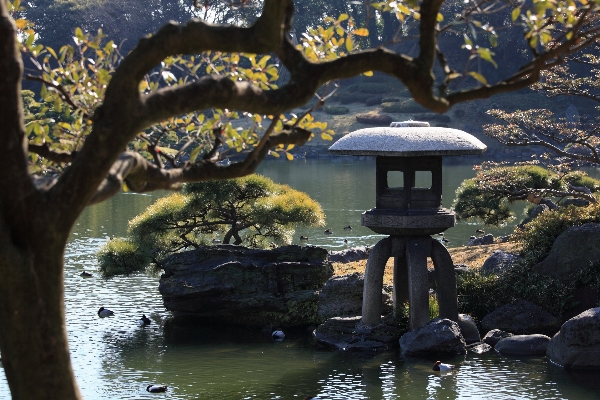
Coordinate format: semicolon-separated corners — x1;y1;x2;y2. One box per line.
146;384;168;393
97;307;114;317
432;361;454;371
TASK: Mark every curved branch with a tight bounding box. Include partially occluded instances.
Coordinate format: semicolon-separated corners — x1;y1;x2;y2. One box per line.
82;124;312;205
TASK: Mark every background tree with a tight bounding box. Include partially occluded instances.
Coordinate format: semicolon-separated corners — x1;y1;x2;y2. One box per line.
455;43;600;225
3;0;600;398
453;162;600;225
97;174;325;278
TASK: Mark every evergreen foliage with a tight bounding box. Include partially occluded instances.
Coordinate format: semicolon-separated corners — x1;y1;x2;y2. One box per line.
98;174;325;277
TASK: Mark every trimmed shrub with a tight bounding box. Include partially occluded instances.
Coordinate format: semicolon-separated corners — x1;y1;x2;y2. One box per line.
355;113;392;125
414;113;452;123
515;203;600;265
359;83;392;94
323;105;349;115
345;83;360;93
97;238;152;278
381;99;427;113
365;96;383;106
340;92;373;104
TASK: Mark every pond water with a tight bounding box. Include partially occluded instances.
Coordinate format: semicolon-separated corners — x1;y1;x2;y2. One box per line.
1;158;600;399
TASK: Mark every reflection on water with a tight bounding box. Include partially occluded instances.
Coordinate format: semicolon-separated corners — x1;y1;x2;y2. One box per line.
2;159;600;399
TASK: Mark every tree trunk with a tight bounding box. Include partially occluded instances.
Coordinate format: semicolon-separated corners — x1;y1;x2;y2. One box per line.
0;234;82;400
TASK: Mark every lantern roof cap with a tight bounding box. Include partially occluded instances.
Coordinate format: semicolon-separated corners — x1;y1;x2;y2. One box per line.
328;123;487;156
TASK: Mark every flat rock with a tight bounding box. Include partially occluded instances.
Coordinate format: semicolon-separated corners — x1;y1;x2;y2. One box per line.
158;245;333;327
495;334;551;356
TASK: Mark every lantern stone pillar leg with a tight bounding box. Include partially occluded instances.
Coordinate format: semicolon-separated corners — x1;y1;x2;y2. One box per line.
431;239;459;322
393;255;409;309
405;238;431;330
362;237;391;325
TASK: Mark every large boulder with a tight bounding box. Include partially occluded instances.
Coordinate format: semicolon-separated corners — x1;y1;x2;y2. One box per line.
480;251;521;276
458;314;481;344
317;272;392;320
482;329;513;347
495;334;551;356
532;223;600;281
158;245;333;327
399;318;467;356
481;299;561;336
547;307;600;369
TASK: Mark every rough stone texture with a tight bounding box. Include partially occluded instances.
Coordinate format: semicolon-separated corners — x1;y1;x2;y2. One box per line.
532;223;600;281
530;204;549;219
317;272;392;320
480;251;521;276
158;245;333;327
547;307;600;369
482;329;514;347
355;113;393;126
467;234;494;246
481;299;561;336
495;334;551;355
313;316;401;351
328;246;371;263
328;127;487;156
399;318;467;356
458;314;481;344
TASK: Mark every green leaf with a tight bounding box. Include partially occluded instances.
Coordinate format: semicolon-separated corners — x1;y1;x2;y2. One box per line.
476;48;498;68
512;7;521;22
468;71;487;85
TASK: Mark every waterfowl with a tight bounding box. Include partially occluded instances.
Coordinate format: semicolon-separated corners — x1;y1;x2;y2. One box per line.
441;238;449;243
80;271;93;277
139;314;151;326
97;307;114;317
432;361;454;371
470;235;476;240
212;238;222;244
324;229;333;235
146;384;168;393
343;239;348;244
343;225;352;230
476;229;485;234
300;235;309;240
272;329;285;341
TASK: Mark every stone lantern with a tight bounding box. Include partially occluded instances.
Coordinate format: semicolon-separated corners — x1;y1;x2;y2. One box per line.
329;121;486;330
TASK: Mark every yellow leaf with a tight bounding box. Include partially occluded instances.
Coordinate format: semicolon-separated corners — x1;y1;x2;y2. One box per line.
338;13;349;22
286;152;294;161
353;28;369;37
468;71;487;85
336;26;345;36
413;12;421;20
363;70;374;77
346;35;354;53
512;7;521;22
436;13;444;22
15;19;28;29
321;132;333;141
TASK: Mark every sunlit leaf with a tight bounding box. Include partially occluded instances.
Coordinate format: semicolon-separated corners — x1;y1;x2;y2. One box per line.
468;71;488;85
512;7;521;22
353;28;369;37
